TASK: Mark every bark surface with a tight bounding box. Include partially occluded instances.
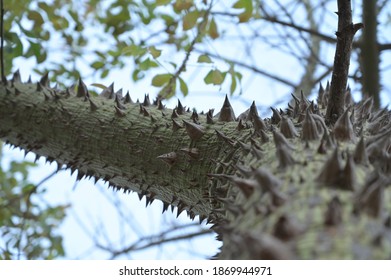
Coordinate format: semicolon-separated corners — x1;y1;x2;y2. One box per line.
1;78;391;259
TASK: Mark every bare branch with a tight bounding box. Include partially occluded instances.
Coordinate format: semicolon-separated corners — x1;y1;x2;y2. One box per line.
193;48;296;88
326;0;363;124
0;0;5;83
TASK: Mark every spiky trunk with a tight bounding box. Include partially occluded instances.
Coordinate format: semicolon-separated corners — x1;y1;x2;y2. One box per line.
1;72;391;259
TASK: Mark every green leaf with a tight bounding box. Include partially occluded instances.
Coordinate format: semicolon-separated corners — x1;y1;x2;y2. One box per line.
90;83;107;90
208;17;219;39
204;69;225;85
155;0;171;6
26;41;47;63
52;16;70;31
139;58;159;71
179;77;189;96
122;45;147;56
197;54;212;63
183;10;199;30
101;69;109;79
148;46;162;59
230;73;237;94
232;0;253;22
174;0;194;11
6;33;23;57
152;73;173;87
160;82;177;99
161;14;175;25
91;61;105;70
27;11;44;28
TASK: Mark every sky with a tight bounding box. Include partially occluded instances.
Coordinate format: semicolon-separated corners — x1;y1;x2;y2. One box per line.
1;0;391;260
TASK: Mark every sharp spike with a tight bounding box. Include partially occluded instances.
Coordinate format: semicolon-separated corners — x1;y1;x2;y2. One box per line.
77;78;89;99
143;94;151;106
157;152;177;166
139;105;149;116
259;129;269;143
182;120;204;141
270;107;282;124
252;167;286;206
12;69;21;84
354;137;369;165
276;144;295;169
333;107;355;142
89;98;99;111
321;81;330;108
215;130;235;146
115;88;123;99
114;105;126;117
279;116;298;138
157;99;165;110
162;202;169;214
317;83;324;107
345;85;353;106
114;94;126;110
273;129;294;150
176;100;185;115
357;98;373;121
355;172;387;217
236;119;245;130
171;109;179;118
191;110;199;123
172;119;183;131
39;72;49;87
232;177;257;198
301;109;320;141
317;147;342;186
180;148;199;160
124;91;132;104
207;109;214;124
341;153;356;191
299;90;310;112
218;95;236;122
101;83;115;99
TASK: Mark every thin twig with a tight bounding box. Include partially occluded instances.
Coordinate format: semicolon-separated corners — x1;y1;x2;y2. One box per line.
159;1;215;99
0;0;5;83
193;48;296;87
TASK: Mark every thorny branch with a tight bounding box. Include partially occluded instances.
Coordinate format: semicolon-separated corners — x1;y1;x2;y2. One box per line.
325;0;363;124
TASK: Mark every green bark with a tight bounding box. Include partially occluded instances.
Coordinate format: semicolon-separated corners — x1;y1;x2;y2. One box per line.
1;77;391;259
0;80;239;222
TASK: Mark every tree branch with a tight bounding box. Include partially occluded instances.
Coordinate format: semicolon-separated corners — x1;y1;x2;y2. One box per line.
0;0;6;83
193;48;296;88
325;0;363;124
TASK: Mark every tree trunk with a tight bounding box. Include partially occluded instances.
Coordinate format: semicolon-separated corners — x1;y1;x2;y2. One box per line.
361;0;380;108
1;77;391;259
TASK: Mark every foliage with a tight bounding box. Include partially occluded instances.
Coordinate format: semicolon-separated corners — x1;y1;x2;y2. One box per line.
0;145;68;259
5;0;391;102
4;0;256;98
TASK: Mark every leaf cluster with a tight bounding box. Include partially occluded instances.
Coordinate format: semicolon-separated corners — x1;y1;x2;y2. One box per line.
0;150;68;259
